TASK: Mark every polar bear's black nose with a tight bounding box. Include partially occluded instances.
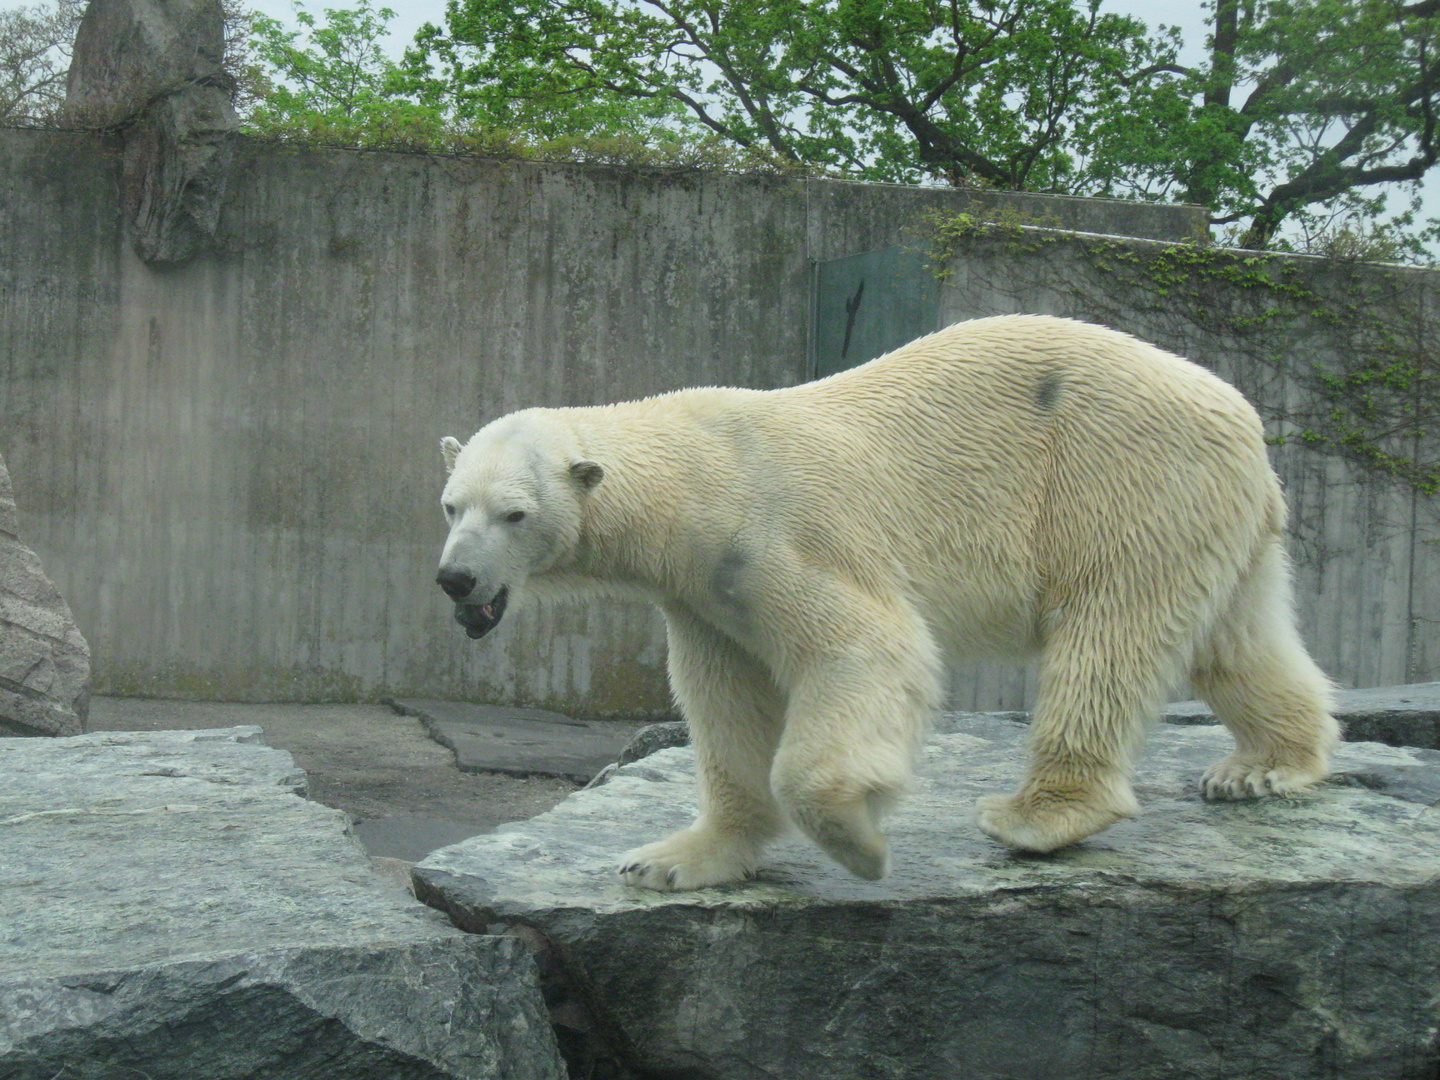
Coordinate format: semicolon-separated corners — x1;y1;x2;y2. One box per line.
436;568;476;601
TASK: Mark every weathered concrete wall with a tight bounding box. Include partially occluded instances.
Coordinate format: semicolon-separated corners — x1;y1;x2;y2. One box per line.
2;124;1428;712
2;130;817;711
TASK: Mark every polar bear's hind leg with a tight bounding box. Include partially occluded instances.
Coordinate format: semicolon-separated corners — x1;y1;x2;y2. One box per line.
1194;539;1338;801
976;601;1169;852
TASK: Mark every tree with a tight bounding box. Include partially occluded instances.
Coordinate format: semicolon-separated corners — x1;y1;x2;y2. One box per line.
245;0;444;140
404;0;1162;190
0;0;83;123
1090;0;1440;253
403;0;1440;254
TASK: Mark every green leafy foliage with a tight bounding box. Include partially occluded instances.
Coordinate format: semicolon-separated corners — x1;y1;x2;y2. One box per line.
399;0;1440;253
232;0;1440;255
402;0;1160;192
1088;0;1440;255
245;0;449;144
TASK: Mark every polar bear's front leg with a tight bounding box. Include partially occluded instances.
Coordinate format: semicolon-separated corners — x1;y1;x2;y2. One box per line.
619;822;769;891
619;609;786;891
769;614;942;881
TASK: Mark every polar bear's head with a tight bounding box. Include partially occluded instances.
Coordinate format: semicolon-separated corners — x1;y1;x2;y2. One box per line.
435;411;604;639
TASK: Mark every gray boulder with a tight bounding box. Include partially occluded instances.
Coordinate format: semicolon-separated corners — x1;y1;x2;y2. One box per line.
64;0;237;264
0;727;564;1080
617;719;689;765
118;82;238;264
0;452;89;736
64;0;231;125
415;715;1440;1080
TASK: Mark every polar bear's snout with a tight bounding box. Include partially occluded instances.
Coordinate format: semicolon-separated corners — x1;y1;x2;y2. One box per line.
436;560;510;639
435;568;476;601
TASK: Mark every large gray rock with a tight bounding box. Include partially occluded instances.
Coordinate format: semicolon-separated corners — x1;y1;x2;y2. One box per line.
64;0;231;126
415;716;1440;1080
118;83;238;264
64;0;237;264
0;727;564;1080
0;453;89;737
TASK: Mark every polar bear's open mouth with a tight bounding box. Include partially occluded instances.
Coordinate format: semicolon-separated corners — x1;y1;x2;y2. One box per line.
454;586;508;639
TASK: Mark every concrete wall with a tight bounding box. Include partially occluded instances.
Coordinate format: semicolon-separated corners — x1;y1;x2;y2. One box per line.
3;125;1427;712
4;131;817;712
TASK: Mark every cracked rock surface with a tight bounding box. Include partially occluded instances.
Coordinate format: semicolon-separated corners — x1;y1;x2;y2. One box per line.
0;727;563;1080
416;715;1440;1080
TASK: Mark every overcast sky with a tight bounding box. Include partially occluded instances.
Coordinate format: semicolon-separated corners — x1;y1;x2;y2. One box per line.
244;0;1211;69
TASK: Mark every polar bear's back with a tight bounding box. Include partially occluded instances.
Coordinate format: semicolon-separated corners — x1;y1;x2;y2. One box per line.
551;314;1281;661
786;314;1269;489
772;315;1281;641
797;314;1266;477
805;315;1254;431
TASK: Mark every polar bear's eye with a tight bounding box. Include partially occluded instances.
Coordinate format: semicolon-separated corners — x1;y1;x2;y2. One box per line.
505;510;526;523
443;503;458;519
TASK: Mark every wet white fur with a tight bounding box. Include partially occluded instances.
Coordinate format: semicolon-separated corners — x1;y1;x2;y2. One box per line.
438;315;1338;890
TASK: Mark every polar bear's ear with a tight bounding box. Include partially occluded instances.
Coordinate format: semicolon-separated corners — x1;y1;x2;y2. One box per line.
568;460;604;489
441;436;462;474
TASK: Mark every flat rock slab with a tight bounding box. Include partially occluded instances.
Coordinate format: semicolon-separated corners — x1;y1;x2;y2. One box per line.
392;699;634;782
0;727;564;1080
415;716;1440;1080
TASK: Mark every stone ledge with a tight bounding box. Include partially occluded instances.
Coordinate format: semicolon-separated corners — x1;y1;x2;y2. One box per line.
415;716;1440;1080
1;727;564;1080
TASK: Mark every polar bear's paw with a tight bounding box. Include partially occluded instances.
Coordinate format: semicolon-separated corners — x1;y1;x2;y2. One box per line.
618;825;759;891
787;796;891;881
975;788;1136;853
1200;752;1329;801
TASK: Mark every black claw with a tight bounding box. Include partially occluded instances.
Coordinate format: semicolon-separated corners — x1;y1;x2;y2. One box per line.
665;867;678;887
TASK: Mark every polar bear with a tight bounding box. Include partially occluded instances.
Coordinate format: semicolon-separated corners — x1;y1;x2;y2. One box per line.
436;315;1338;890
